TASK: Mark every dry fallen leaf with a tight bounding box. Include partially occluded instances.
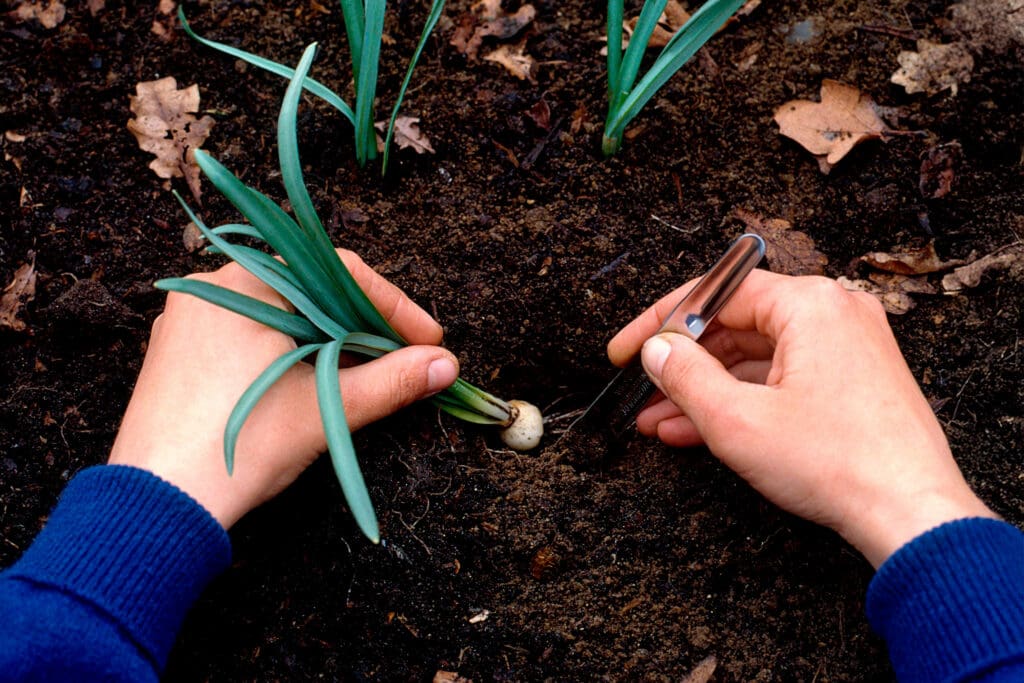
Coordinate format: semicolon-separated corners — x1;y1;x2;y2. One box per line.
375;116;435;155
527;98;551;130
891;40;974;96
433;672;472;683
152;0;177;42
838;273;936;314
11;0;66;28
950;0;1024;55
0;257;37;332
941;243;1024;292
773;80;892;173
127;77;215;204
452;1;536;60
681;655;718;683
861;241;964;275
919;141;962;199
734;208;828;276
484;43;537;82
88;0;104;16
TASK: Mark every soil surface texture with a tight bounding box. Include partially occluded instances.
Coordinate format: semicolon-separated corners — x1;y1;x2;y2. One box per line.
1;0;1022;680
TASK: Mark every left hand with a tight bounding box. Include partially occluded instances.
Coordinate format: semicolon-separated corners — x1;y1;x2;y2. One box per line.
109;250;458;529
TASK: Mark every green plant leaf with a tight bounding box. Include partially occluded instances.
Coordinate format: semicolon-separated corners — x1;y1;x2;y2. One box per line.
178;7;355;125
354;1;386;165
154;277;325;342
606;0;624;101
316;338;379;543
605;0;745;149
275;47;405;344
211;224;266;242
192;149;364;332
225;343;324;474
174;192;350;339
338;0;366;84
612;0;668;109
382;0;446;175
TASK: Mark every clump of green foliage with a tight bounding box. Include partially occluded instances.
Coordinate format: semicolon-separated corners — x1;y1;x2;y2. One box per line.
178;0;444;172
604;0;746;155
157;45;517;543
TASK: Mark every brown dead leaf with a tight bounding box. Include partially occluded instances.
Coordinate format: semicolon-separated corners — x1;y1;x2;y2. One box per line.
375;116;435;155
1;256;37;332
681;655;718;683
5;130;27;143
11;0;66;28
484;43;537;82
919;141;962;199
88;0;104;16
773;80;892;173
941;243;1024;292
452;2;536;60
950;0;1024;55
861;241;964;275
433;672;472;683
891;40;974;96
127;77;215;204
838;273;936;314
734;208;828;276
527;98;551;130
182;221;205;252
735;40;763;71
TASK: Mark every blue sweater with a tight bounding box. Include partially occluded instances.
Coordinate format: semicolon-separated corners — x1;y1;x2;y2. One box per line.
1;466;1022;681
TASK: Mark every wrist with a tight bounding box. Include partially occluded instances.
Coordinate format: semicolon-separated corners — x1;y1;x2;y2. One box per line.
842;484;999;568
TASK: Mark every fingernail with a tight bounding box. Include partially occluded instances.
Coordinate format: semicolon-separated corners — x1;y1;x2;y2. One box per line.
641;335;672;379
427;357;458;393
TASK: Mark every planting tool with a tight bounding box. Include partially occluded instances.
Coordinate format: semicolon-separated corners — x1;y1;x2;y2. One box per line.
576;233;765;440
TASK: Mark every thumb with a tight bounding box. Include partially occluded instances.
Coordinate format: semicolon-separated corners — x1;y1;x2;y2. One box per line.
640;332;760;441
338;345;460;431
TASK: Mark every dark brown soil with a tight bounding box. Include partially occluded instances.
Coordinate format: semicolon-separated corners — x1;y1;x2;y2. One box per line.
2;0;1022;680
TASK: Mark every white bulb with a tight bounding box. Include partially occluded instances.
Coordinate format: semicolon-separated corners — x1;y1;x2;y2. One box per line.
499;400;543;451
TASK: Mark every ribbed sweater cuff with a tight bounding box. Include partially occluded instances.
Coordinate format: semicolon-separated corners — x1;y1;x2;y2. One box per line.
6;465;231;670
866;517;1024;682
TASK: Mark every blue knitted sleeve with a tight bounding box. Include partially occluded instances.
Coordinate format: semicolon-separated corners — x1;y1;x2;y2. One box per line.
867;517;1024;682
0;465;231;681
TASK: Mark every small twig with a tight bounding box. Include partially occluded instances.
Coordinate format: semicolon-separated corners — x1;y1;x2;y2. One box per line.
395;512;432;556
651;214;698;234
950;368;976;423
856;24;919;40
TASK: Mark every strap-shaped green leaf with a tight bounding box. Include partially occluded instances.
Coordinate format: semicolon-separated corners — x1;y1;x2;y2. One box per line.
606;0;624;101
354;1;386;165
382;0;446;175
174;193;350;340
192;150;364;332
338;0;366;83
154;278;325;342
211;224;266;242
178;7;355;125
225;343;324;474
606;0;745;144
276;45;404;344
613;0;668;110
316;338;379;543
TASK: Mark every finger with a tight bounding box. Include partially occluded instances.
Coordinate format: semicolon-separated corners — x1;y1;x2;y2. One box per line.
338;250;443;345
656;416;703;447
640;332;768;446
699;327;775;366
727;360;772;384
608;269;800;366
636;397;684;435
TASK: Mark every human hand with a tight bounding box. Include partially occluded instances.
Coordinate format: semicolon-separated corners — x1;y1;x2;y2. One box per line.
608;269;997;567
109;250;458;530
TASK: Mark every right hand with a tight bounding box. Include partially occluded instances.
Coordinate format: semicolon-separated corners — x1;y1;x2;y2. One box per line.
608;270;997;567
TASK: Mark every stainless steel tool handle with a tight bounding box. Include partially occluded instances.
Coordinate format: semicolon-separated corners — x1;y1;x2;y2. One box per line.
658;233;766;340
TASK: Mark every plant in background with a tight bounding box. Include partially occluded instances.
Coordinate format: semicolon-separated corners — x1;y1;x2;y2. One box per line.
157;45;542;543
178;0;444;173
604;0;746;155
